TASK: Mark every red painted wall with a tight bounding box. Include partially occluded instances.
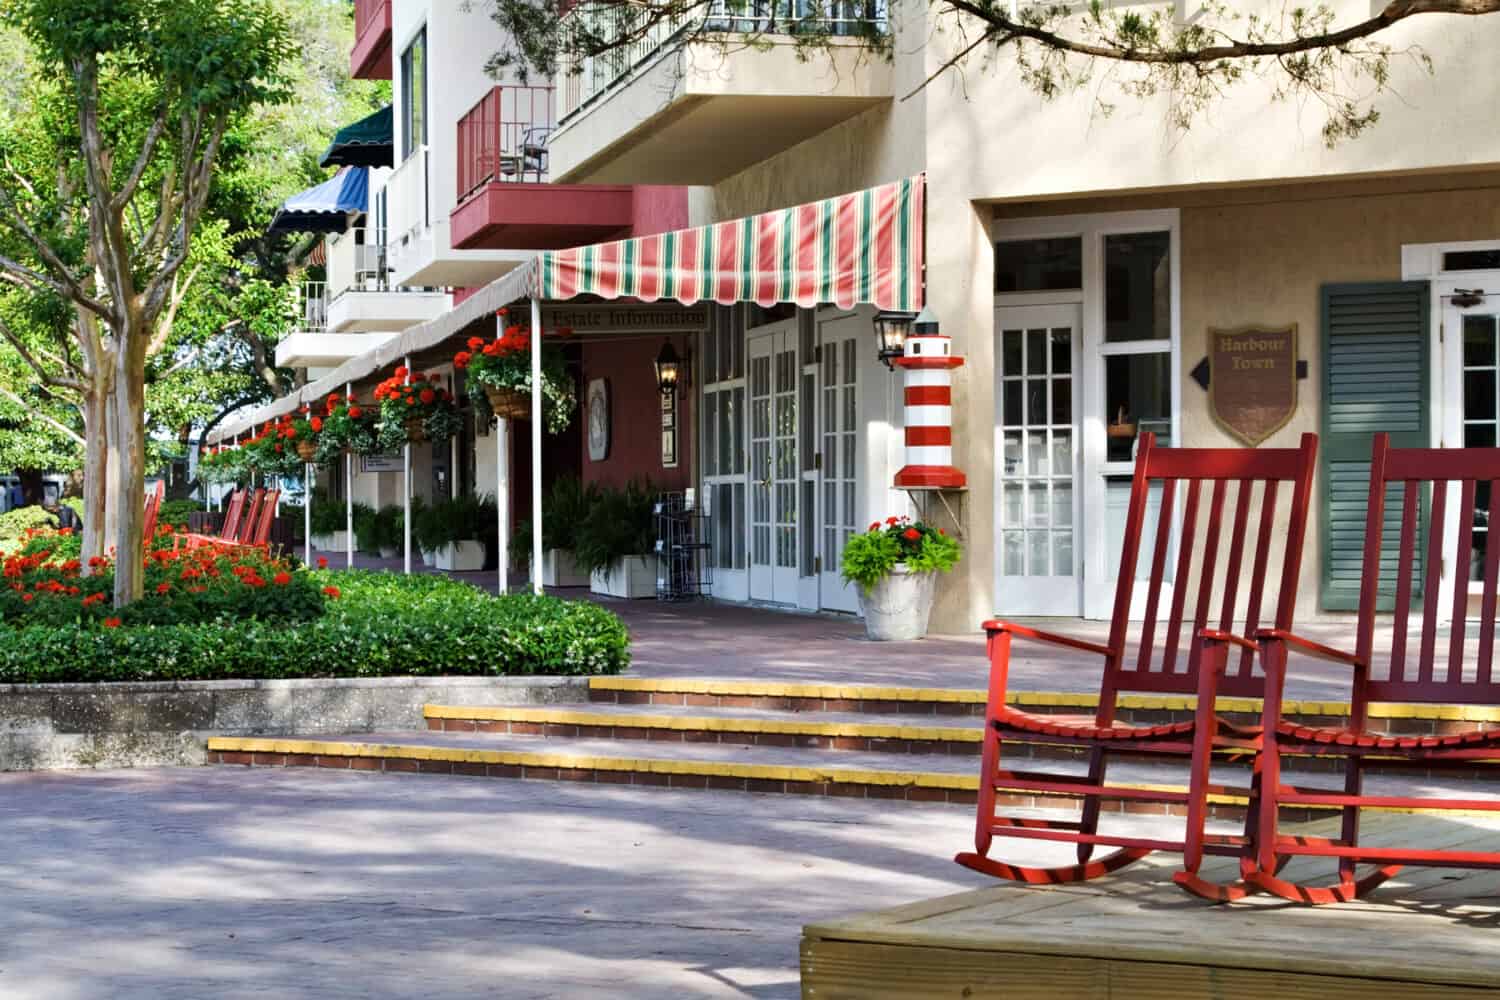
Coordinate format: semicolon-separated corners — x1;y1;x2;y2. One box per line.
579;335;692;494
630;186;689;237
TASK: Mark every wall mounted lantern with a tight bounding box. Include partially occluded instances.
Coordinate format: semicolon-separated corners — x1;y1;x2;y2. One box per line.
654;340;683;395
873;310;917;370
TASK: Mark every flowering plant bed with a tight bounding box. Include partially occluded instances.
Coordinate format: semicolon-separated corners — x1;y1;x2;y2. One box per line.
1;528;325;627
456;319;577;433
242;417;304;477
313;393;378;464
0;568;629;683
373;367;463;450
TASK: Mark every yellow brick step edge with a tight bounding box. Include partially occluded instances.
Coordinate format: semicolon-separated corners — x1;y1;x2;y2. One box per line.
205;736;1490;817
425;704;983;743
590;677;1500;725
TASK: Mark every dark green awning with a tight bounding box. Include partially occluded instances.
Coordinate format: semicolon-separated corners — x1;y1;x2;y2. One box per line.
318;105;393;169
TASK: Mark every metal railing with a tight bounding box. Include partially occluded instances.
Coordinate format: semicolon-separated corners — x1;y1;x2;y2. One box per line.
456;86;556;202
564;0;887;116
326;227;392;297
301;281;327;331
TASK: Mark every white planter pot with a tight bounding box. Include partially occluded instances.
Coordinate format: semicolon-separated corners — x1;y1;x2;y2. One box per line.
590;555;657;599
378;544;399;559
310;530;348;552
421;548;436;567
857;564;936;640
538;548;590;587
435;540;485;572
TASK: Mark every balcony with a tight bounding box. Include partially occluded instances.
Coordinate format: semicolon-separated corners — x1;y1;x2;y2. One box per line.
385;146;533;287
548;0;892;184
324;227;451;333
451;85;639;250
275;279;400;372
351;0;393;80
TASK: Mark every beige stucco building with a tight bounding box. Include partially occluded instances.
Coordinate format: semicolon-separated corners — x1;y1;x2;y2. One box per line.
540;0;1500;629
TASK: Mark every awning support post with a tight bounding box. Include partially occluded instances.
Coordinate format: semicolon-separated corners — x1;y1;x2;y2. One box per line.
530;297;543;596
304;462;312;565
403;356;412;576
345;382;354;570
497;416;509;595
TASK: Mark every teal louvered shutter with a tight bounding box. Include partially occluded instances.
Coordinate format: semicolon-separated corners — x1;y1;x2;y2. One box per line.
1320;281;1430;611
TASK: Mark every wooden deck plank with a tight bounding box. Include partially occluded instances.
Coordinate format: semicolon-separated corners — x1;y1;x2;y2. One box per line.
804;814;1500;996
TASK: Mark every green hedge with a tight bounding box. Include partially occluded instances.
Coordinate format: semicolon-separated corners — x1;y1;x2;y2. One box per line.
0;570;630;682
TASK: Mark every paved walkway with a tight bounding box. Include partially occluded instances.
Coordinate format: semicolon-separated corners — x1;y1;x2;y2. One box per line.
0;766;1118;999
312;547;1380;701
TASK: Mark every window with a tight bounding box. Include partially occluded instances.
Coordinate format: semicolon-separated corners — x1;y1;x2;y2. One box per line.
400;29;427;160
1445;249;1500;273
1104;231;1170;342
1465;313;1500;581
995;238;1082;293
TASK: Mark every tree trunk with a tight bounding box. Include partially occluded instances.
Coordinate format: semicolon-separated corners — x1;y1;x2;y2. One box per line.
110;326;148;607
79;390;108;571
17;469;44;506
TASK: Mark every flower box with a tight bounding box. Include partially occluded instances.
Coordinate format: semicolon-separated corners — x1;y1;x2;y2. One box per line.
589;555;656;599
378;544;400;559
434;541;485;572
310;530;349;552
538;548;589;587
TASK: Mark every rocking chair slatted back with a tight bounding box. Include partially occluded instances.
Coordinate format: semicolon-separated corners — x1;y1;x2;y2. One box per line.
1099;433;1318;712
142;481;165;541
1355;434;1500;705
219;490;247;542
250;490;279;546
237;490;265;545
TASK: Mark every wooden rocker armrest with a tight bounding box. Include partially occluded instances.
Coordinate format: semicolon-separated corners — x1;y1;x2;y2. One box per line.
982;620;1112;657
1254;628;1364;668
1197;629;1259;653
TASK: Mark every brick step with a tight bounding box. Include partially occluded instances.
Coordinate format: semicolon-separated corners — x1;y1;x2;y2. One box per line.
592;677;1500;735
205;730;1500;822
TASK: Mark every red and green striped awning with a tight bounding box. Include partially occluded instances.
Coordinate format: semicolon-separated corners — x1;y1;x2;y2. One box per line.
535;176;924;312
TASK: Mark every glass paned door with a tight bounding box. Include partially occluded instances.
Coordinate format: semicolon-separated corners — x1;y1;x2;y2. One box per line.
1443;291;1500;611
994;303;1080;615
820;335;860;613
749;327;799;603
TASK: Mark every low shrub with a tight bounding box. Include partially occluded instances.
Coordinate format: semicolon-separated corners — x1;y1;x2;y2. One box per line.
156;499;205;532
0;506;57;547
0;570;630;682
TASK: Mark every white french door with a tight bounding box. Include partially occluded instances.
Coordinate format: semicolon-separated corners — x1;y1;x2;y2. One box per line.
1439;277;1500;612
818;331;861;613
748;326;800;604
994;303;1081;615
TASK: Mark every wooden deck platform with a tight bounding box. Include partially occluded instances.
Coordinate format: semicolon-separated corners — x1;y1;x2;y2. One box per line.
802;813;1500;999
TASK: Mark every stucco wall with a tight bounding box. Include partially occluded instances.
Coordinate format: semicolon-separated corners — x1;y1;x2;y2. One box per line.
579;336;694;493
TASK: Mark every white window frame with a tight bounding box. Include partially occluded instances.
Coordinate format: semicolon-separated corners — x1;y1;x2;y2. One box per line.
993;208;1181;618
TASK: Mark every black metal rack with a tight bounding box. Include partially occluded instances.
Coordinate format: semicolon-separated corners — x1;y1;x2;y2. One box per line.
654;491;711;601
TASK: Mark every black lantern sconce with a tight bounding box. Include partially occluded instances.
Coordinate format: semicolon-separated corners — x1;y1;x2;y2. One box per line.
654;340;684;395
873;310;917;370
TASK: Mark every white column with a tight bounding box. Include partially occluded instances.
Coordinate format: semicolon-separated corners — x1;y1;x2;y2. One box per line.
345;381;354;569
497;416;509;594
403;356;412;575
304;463;312;565
529;298;543;596
450;431;459;500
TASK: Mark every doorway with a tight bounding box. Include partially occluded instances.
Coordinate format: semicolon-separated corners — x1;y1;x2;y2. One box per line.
748;322;800;604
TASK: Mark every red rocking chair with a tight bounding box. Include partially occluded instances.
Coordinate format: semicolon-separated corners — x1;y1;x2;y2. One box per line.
1247;434;1500;904
957;432;1318;900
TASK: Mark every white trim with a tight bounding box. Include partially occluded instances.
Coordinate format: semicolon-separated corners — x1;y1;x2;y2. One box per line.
994;208;1181;619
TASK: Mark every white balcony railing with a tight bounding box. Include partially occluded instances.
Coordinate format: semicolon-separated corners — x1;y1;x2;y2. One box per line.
300;281;327;331
326;227;393;298
386;145;431;250
564;0;888;117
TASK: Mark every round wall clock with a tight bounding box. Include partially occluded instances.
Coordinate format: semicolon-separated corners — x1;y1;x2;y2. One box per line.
587;378;610;461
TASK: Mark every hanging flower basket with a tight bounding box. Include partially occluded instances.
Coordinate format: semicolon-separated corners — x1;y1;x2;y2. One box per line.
404;416;428;442
484;385;530;421
295;440;317;462
374;369;460;451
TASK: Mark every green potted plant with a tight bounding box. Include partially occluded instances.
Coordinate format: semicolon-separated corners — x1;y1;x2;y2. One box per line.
840;515;962;640
308;488;350;551
456;320;577;433
575;480;657;599
371;504;404;560
517;476;599;586
419;494;492;572
353;503;381;554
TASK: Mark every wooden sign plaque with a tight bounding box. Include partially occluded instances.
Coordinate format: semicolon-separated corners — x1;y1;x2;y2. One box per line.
1208;325;1299;447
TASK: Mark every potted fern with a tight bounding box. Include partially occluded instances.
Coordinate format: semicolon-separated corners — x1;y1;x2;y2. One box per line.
514;477;598;586
420;495;492;572
575;481;657;599
840;516;961;640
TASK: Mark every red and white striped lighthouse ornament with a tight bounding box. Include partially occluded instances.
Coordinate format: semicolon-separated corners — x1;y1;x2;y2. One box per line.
894;307;966;489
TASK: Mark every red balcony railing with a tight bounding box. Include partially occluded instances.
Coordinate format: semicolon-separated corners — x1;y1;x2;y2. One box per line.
456;86;556;203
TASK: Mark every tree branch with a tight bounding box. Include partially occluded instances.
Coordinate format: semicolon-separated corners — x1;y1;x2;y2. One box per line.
146;261;204;358
0;384;84;445
111;106;170;213
0;316;88;393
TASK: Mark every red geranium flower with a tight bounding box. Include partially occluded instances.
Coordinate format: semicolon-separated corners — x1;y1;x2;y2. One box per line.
868;522;880;532
405;396;416;407
21;593;32;603
322;585;340;599
316;556;328;569
902;528;921;542
454;351;471;370
348;406;362;418
156;582;171;594
103;617;121;628
467;336;484;350
273;571;292;586
419;388;436;405
885;516;900;526
310;416;323;432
